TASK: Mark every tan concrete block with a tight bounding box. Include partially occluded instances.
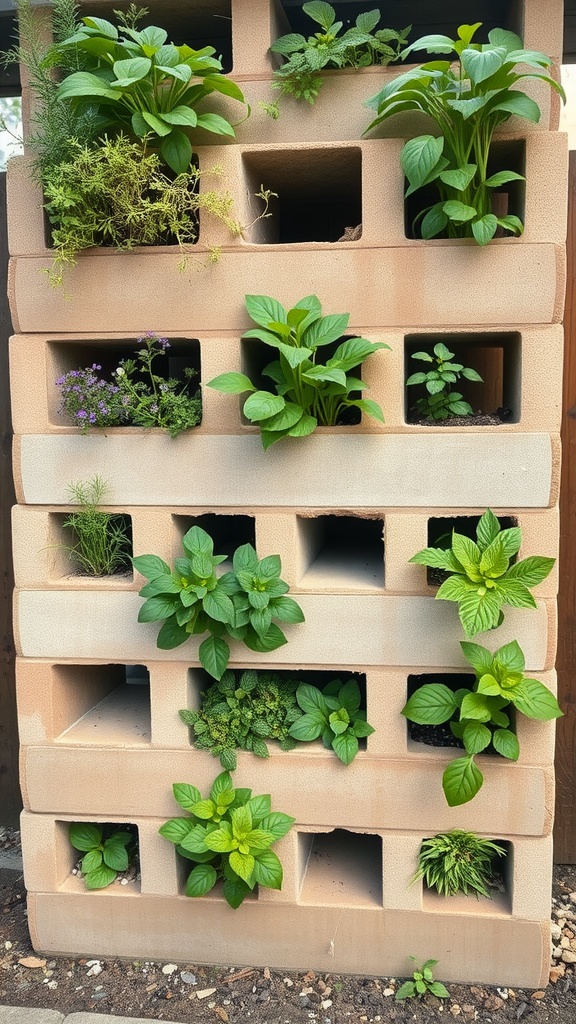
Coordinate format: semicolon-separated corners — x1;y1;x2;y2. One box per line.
14;589;553;669
16;660;122;746
20;812;77;894
15;432;557;509
511;834;554;921
383;834;422;911
27;890;550;986
149;663;189;750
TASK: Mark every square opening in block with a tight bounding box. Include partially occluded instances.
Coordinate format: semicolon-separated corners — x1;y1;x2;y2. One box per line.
59;819;141;893
404;140;526;241
184;667;370;758
173;513;256;567
420;835;512;915
424;514;518;587
277;1;522;46
297;514;384;590
54;664;151;745
49;338;202;429
404;333;521;425
242;147;362;243
49;510;133;581
78;1;233;73
298;829;383;907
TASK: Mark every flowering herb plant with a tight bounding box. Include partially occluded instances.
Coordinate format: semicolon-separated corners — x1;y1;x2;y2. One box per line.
56;333;201;437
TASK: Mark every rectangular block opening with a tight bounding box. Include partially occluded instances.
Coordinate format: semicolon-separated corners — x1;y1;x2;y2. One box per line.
425;514;518;587
421;836;513;916
296;514;385;590
242;147;362;243
173;513;256;566
404;140;526;241
277;1;522;46
78;1;234;73
54;664;151;745
404;333;522;425
298;829;383;907
59;819;141;894
48;338;202;429
49;511;133;581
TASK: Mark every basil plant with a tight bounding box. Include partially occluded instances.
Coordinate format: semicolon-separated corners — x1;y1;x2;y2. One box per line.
133;526;304;680
403;639;562;806
365;23;565;244
56;16;247;174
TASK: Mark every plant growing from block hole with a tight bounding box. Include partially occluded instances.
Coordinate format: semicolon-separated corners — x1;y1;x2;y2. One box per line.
402;639;562;806
69;822;137;890
413;829;506;899
133;526;304;680
288;678;375;764
61;475;131;577
409;509;554;638
208;293;389;447
406;342;483;421
364;23;565;244
159;771;295;908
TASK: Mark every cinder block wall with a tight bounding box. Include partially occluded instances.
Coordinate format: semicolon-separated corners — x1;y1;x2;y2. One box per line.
9;0;567;986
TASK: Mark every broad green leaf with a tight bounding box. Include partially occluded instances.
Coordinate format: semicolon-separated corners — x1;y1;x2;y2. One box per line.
246;795;271;823
252;849;283;889
249;606;273;638
203;589;235;624
303;365;347;388
243;828;275;853
492;728;520;760
479;536;509;579
156;618;189;649
451;534;482;580
258;812;295;841
442;756;483;806
402;684;459;725
476;510;501;551
485;170;526;187
304;1;337;31
288;712;325;742
203;76;245;102
81;849;103;874
192;800;217;821
270;32;307;55
395;981;417;1001
401;135;445;191
329;710;349;735
353;718;375;738
57;71;122;101
506;556;555;587
462;720;492;754
260;403;304;431
244;391;286;422
132;554;172;580
512;678;562;720
160;129;193;174
196;113;235;137
182;526;214;560
158;817;193;845
409;547;463;571
233;543;259;573
103;842;128;871
173;783;202;812
332;731;359;764
457;589;502;637
185;863;218;897
199;635;230;680
476;673;502;696
439;164;477;191
460;641;494;676
495;579;537;609
492;639;525;674
497;216;524;236
430;982;450;999
401;34;456;57
69;822;102;852
490;92;541;123
82;15;118;37
297;683;329;716
243;622;287;653
137;594;178;622
245;294;288;328
462;45;507;85
338;679;362;715
472;215;498;246
223;875;251;908
460;692;492;722
435;575;478;601
420;203;448;239
159;106;199;128
229;850;255;884
303;313;349;348
113;56;151;82
269;596;305;623
85;864;117;889
288;413;318;437
231;804;252;840
443;200;477;223
211;771;234;802
347;398;386;423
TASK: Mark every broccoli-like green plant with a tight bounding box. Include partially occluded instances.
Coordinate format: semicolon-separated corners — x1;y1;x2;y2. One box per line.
288;678;374;764
179;669;301;770
402;639;562;806
69;822;136;890
414;830;506;898
406;342;483;421
133;526;305;681
409;509;554;638
159;771;295;908
208;293;389;447
395;958;449;1001
270;3;409;106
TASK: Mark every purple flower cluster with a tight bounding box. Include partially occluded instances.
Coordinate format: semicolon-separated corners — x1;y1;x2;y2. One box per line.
56;363;127;432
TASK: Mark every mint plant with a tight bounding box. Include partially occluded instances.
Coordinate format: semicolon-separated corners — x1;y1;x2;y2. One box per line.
56;11;247;174
406;343;483;421
62;475;131;577
409;509;554;637
133;527;305;680
208;294;388;447
365;23;565;243
270;3;409;106
179;669;301;770
402;639;562;806
414;830;506;898
69;822;135;890
159;771;295;908
288;678;374;764
395;958;449;1002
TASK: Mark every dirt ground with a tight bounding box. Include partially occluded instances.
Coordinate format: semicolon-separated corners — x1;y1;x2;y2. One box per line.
2;827;576;1024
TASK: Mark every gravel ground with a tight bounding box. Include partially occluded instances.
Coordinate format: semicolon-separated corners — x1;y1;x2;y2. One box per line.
2;826;576;1024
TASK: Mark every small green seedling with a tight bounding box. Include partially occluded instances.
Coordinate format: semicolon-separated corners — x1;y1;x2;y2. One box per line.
406;342;483;421
69;822;134;889
395;957;450;1001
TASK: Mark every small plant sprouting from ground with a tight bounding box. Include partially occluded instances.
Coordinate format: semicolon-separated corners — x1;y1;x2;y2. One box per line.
414;830;506;898
62;476;131;577
406;342;483;421
395;957;450;1001
69;822;137;890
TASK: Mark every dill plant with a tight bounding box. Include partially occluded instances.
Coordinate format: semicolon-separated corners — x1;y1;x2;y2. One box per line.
62;476;131;577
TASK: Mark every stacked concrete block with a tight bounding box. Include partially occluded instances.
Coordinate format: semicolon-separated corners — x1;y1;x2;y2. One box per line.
9;0;566;985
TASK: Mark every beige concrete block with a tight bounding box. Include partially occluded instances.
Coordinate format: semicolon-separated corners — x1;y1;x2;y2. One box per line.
16;660;124;746
511;834;554;921
15;432;557;509
383;834;422;911
14;589;553;669
27;890;550;986
149;663;189;750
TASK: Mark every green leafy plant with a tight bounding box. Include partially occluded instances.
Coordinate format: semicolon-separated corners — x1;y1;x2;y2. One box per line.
395;958;449;1001
208;294;389;448
402;639;562;806
62;475;131;577
270;2;409;106
409;509;554;637
133;526;305;680
179;669;301;770
159;771;295;908
55;9;247;174
288;678;374;764
414;829;506;898
69;822;135;889
365;23;565;243
406;342;483;421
